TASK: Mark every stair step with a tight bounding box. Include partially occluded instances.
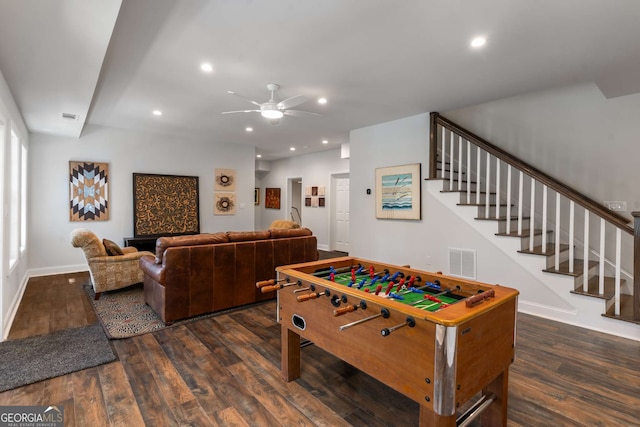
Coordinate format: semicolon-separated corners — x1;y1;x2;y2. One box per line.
518;244;569;256
475;215;530;222
542;259;598;277
457;202;513;207
570;276;617;300
602;295;640;325
441;189;496;195
495;229;551;238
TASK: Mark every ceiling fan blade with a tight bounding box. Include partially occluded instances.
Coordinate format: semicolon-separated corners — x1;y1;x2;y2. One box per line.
284;109;321;118
227;91;262;107
221;110;260;114
277;95;309;110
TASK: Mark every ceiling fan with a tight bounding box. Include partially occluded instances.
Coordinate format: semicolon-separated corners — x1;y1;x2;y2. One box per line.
222;83;320;121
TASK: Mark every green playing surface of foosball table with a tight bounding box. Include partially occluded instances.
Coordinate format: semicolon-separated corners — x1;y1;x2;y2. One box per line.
315;264;465;312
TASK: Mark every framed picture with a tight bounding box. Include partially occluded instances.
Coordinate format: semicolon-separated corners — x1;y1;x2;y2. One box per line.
215;168;236;191
133;173;200;236
375;163;421;220
254;188;260;205
69;161;109;221
214;192;236;215
265;187;281;209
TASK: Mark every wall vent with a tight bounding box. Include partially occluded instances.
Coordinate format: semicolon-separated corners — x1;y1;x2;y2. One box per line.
449;248;476;280
61;112;79;120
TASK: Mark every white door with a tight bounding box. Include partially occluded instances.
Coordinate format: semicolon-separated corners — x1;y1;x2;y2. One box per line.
334;176;350;252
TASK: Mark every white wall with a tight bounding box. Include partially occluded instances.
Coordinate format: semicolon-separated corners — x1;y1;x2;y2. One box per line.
258;148;348;250
445;82;640;218
28;124;255;276
0;69;29;339
348;112;601;329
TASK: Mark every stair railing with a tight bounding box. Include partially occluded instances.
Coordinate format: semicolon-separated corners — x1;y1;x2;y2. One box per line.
429;112;637;321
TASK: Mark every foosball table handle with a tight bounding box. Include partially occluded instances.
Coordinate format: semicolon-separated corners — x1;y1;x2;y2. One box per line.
465;289;496;307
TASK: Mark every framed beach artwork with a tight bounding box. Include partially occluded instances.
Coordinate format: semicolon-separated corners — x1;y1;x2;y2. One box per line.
375;163;421;220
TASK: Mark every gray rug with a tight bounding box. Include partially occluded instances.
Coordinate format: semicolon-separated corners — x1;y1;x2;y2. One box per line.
0;324;116;392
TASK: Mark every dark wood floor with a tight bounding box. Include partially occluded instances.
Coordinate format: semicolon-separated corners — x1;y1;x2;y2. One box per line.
2;271;640;426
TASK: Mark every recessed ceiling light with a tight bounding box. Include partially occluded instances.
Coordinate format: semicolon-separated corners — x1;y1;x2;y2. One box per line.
152;110;162;116
318;97;327;104
200;63;213;72
256;154;262;158
245;127;253;132
322;139;328;144
290;147;296;151
470;36;487;48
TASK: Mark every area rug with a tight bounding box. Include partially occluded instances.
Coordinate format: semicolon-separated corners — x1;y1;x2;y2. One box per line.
86;284;267;339
0;324;116;392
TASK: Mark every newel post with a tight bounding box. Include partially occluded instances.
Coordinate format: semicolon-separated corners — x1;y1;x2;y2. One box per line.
633;212;640;321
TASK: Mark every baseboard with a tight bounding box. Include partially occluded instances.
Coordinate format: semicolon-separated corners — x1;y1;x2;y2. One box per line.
518;300;578;324
2;274;29;341
28;264;88;278
317;244;329;251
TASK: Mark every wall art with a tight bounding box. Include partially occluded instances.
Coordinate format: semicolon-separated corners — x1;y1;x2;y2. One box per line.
133;173;200;236
69;161;109;221
375;163;421;220
265;187;281;209
215;168;236;192
214;192;236;215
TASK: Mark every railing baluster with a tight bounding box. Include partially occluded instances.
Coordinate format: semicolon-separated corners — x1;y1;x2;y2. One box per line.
496;159;501;219
458;135;463;190
466;139;471;204
615;228;621;316
476;146;481;204
529;178;535;251
518;171;524;235
599;218;605;295
569;201;575;273
485;152;491;218
506;165;512;235
441;126;446;179
542;185;548;253
555;193;561;271
449;130;454;188
583;209;589;292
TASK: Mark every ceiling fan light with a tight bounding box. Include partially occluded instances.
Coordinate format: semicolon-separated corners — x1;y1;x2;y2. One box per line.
261;109;284;119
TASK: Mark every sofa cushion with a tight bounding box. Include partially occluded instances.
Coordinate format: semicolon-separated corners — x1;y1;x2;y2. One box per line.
270;227;313;239
155;232;229;263
227;230;271;242
103;238;124;256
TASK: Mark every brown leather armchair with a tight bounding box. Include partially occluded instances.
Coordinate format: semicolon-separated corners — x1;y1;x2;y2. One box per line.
70;228;154;299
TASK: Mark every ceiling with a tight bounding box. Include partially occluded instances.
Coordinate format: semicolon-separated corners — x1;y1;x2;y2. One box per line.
1;0;640;161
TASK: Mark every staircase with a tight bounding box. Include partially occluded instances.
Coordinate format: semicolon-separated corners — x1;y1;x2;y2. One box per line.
429;113;640;332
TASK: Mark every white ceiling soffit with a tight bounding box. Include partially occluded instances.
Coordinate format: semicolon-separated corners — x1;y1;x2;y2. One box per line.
0;1;640;160
0;0;122;138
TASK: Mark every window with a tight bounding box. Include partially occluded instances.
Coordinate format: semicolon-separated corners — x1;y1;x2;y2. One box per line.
9;129;20;268
20;143;27;252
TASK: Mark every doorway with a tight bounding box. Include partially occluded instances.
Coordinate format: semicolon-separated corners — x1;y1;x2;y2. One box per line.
288;177;302;225
331;173;350;253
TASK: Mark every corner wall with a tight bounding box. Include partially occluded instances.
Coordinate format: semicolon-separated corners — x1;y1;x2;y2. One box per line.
258;148;348;249
28;124;255;276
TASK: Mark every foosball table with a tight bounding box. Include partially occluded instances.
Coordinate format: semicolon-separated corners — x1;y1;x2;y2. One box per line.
257;257;519;427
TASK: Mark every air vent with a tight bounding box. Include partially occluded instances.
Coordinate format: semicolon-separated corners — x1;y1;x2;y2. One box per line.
449;248;476;280
61;112;79;120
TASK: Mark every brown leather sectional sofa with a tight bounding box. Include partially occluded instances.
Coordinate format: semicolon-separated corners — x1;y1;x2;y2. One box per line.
139;228;318;323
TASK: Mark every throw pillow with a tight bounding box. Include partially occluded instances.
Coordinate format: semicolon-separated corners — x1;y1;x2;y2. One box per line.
103;238;124;256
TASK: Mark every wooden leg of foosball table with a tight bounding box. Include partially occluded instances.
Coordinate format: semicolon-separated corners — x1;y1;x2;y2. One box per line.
481;370;509;426
281;325;301;381
418;406;456;427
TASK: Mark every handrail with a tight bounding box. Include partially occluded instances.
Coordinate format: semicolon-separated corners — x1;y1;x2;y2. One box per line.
430;112;633;234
